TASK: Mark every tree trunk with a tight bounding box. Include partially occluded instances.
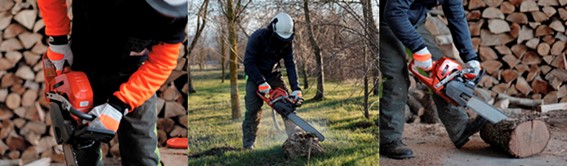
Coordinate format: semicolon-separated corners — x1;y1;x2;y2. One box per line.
220;28;226;83
361;0;380;96
227;0;242;120
303;0;324;100
480;119;550;158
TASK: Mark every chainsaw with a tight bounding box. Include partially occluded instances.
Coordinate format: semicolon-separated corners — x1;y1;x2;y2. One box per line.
42;55;115;165
409;57;508;124
257;88;325;141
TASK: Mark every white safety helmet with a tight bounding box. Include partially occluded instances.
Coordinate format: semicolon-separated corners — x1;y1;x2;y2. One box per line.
145;0;188;18
271;12;294;42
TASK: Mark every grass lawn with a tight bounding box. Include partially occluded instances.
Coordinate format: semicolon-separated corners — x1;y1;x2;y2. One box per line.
188;69;379;166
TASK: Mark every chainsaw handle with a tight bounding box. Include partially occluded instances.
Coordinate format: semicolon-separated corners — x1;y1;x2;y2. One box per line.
256;91;272;106
70;106;95;121
409;61;435;88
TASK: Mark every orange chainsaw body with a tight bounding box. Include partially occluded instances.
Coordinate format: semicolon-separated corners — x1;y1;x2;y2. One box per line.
43;55;94;122
409;57;463;105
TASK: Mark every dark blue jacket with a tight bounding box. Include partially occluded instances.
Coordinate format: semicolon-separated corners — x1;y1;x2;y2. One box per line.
244;28;301;91
382;0;478;62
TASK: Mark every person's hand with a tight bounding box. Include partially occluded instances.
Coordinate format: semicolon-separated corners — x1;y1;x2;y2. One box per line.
258;82;271;94
290;90;304;107
47;36;73;74
88;103;124;133
413;47;433;71
464;60;481;80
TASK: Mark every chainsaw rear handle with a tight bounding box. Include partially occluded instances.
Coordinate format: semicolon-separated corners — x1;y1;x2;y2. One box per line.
257;89;302;107
408;60;436;88
69;105;95;121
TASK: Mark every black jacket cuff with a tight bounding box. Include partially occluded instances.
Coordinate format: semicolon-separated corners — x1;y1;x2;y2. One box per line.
108;95;131;114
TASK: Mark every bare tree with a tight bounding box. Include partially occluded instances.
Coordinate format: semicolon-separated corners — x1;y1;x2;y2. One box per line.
187;0;210;93
219;0;251;120
303;0;325;100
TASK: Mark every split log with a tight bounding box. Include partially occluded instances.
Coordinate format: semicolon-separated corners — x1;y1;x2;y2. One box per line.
542;6;557;17
511;44;528;59
3;23;25;38
469;0;487;10
501;69;519;83
538;0;559;6
495;45;512;55
526;65;541;81
467;10;482;20
169;126;187;137
550;20;565;32
157;118;175;133
543;91;558;104
550;41;565;55
515;77;532;95
13;10;36;30
535;25;554;37
0;12;13;30
531;11;549;22
488;19;510;33
497;93;542;107
502;54;520;68
522;51;541;65
482;7;505;19
559;8;567;20
480;30;514;46
485;0;503;7
480;119;550;158
500;2;515;14
506;13;528;24
479;46;498;60
537;43;551;55
532;79;550;94
525;38;540;49
519;0;539;12
509;23;520;38
178;114;188;128
542;35;556;45
481;60;503;74
0;38;23;51
164;101;186;118
550;54;565;69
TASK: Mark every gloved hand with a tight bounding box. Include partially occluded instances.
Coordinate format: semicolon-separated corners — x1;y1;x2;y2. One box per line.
290;90;304;107
258;82;271;94
47;36;73;74
413;47;433;71
87;96;130;132
464;60;481;80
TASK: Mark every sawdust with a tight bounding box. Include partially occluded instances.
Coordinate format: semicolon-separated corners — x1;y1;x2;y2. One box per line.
282;131;325;158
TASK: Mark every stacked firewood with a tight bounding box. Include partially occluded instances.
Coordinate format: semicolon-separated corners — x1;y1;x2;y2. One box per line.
0;0;188;164
423;0;566;113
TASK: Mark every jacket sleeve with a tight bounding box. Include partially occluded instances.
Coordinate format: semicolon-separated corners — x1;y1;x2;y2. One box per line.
443;0;478;62
383;0;426;53
113;42;181;110
283;45;301;91
244;31;267;85
37;0;70;36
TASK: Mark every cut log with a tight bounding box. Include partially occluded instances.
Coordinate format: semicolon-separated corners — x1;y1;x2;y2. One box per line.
6;93;21;110
479;46;498;60
542;35;556;45
540;65;553;74
0;12;12;30
482;7;505;19
8;151;20;160
0;141;9;156
546;69;567;81
537;43;551;55
522;51;542;65
511;44;528;59
550;54;565;68
162;84;180;101
509;0;523;6
502;54;521;68
538;0;559;6
21;147;39;164
497;93;542;107
6;135;26;151
542;6;557;17
466;10;482;20
157;118;175;133
18;32;42;49
0;120;13;139
550;41;565;55
543;56;555;64
559;8;567;21
469;20;484;36
13;118;26;129
14;10;36;30
520;0;539;12
495;46;512;55
482;60;503;74
532;11;550;22
485;0;503;7
0;89;7;102
532;79;550;94
35;136;56;154
488;19;510;34
556;33;567;41
165;101;186;118
480;119;550;158
506;13;528;24
23;51;41;66
502;69;519;83
526;65;541;81
407;95;424;117
0;38;23;51
1;73;16;88
30;42;47;55
3;23;25;38
515;77;532;95
481;30;514;46
15;65;34;80
500;2;515;14
561;0;567;6
543;91;558;104
20;121;47;136
5;52;22;66
535;25;554;37
512;25;534;44
509;23;520;38
169;125;187;137
0;107;13;120
178;114;188;128
550;20;565;32
526;38;540;49
469;0;487;10
472;37;481;50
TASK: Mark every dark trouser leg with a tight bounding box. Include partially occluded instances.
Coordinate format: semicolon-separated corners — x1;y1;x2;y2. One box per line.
416;21;469;145
266;77;299;136
379;20;410;145
243;79;265;148
118;95;160;166
73;140;103;166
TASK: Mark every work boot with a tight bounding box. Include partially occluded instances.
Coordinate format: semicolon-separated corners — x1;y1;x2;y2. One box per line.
454;117;488;148
380;140;415;159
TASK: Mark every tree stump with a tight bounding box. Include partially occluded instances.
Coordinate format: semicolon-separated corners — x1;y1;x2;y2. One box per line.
282;131;324;158
480;119;550;158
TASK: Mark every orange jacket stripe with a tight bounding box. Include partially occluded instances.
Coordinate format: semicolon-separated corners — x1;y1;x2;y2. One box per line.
114;43;181;110
99;114;120;132
47;48;64;60
38;0;70;36
413;53;432;62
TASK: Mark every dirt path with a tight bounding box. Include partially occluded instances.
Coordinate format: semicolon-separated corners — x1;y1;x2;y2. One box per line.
381;111;567;166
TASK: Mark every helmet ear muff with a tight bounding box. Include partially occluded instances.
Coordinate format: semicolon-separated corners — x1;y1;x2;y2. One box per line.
271;18;279;32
